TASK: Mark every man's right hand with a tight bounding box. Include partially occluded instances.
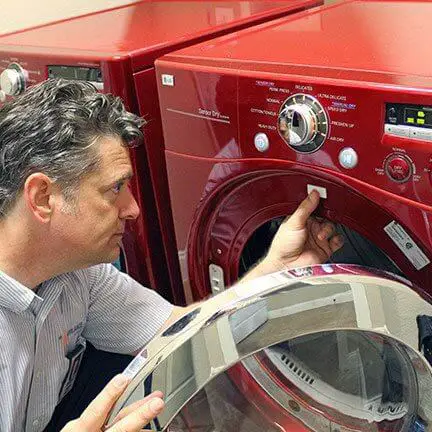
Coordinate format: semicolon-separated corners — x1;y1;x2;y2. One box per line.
61;374;164;432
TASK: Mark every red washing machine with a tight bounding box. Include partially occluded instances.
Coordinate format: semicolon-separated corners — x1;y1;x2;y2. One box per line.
0;0;322;303
156;0;432;429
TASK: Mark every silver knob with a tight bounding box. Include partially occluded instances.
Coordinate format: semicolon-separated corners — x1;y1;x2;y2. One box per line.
278;94;328;153
281;103;317;146
0;65;26;96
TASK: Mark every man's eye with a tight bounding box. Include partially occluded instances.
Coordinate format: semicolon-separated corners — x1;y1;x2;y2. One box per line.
111;182;124;194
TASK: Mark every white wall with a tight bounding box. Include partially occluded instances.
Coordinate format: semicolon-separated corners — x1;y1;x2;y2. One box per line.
0;0;137;35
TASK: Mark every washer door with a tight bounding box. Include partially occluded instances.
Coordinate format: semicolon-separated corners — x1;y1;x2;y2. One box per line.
107;265;432;431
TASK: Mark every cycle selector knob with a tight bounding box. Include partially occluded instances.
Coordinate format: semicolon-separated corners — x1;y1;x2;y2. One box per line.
384;154;412;183
0;63;26;96
277;93;328;153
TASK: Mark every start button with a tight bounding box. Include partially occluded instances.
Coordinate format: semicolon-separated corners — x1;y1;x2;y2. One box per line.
385;154;412;183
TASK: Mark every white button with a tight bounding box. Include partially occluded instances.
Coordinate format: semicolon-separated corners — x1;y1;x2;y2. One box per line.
36;371;41;379
384;124;410;137
409;126;432;141
307;184;327;199
338;147;358;169
254;132;269;152
32;419;39;427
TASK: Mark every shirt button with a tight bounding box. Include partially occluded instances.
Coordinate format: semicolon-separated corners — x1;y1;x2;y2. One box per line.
35;371;41;378
32;419;39;427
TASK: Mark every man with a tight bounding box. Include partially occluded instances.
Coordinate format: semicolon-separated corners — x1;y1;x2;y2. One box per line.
0;79;343;431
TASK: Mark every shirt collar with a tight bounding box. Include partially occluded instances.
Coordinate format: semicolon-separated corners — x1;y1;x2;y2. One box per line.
0;271;43;313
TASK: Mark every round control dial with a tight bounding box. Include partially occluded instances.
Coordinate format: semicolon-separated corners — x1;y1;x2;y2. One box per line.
277;93;328;153
0;63;26;96
384;154;413;183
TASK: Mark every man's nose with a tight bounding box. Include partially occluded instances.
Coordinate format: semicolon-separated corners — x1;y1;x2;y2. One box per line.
120;187;140;220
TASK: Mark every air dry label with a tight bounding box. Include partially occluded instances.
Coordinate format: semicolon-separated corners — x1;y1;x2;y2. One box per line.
384;221;430;270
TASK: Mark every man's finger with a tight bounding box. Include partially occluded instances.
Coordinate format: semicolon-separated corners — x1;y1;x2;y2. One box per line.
329;234;344;253
79;374;130;428
111;391;164;423
284;190;320;230
107;397;165;432
317;221;336;241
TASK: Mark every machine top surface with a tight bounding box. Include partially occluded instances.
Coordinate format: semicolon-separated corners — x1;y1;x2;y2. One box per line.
0;1;320;66
159;0;432;87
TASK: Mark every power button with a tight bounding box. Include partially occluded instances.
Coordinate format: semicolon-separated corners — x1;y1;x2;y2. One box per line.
385;154;412;183
254;133;269;152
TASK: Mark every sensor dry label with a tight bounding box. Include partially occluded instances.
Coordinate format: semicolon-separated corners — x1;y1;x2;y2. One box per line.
384;221;430;270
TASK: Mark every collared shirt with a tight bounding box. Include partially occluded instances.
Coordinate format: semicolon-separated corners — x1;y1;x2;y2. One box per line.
0;264;173;432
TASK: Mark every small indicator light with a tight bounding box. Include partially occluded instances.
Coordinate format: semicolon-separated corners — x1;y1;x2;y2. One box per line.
417;118;425;125
418;111;425;118
407;118;415;123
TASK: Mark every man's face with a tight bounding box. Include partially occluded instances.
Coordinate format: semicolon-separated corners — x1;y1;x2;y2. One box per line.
51;136;140;268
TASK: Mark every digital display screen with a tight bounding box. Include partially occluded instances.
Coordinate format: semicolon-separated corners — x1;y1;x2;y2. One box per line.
48;66;102;83
404;107;432;127
386;103;432;129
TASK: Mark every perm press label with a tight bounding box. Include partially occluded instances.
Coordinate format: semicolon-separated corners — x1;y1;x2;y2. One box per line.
384;221;430;270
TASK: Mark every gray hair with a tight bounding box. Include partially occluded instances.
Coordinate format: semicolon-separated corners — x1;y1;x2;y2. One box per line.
0;78;145;216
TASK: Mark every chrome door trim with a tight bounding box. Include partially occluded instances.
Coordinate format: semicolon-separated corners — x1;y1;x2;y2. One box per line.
106;264;432;430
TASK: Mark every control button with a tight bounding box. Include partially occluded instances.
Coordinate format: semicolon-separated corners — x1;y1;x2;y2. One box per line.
254;132;269;152
385;154;412;183
338;147;358;169
409;127;432;142
0;63;26;96
384;124;410;138
388;107;396;117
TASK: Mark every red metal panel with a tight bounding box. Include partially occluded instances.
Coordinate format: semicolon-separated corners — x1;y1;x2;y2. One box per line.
156;0;432;300
0;1;323;71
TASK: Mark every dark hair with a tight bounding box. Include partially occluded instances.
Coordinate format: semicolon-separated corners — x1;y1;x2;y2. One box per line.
0;78;145;216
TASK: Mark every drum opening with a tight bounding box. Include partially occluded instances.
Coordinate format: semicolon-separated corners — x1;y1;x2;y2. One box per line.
235;219;422;431
238;219;403;279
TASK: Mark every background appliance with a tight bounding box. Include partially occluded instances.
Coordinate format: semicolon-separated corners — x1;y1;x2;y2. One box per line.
0;0;322;304
156;0;432;428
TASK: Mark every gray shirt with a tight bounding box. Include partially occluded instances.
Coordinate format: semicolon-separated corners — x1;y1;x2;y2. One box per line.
0;263;173;432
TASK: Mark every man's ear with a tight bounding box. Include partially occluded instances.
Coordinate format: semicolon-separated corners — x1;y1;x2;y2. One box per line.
23;173;57;223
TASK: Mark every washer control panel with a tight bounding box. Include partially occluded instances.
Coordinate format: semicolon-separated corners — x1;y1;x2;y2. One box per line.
235;76;432;204
0;57;104;107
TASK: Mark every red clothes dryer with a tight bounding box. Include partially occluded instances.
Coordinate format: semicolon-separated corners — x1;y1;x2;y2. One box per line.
156;0;432;428
0;0;322;304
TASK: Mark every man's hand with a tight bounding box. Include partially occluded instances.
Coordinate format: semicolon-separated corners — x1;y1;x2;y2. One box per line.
265;190;343;270
61;374;164;432
243;190;343;280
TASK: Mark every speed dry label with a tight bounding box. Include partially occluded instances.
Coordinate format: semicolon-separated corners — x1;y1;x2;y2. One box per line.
384;221;430;270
